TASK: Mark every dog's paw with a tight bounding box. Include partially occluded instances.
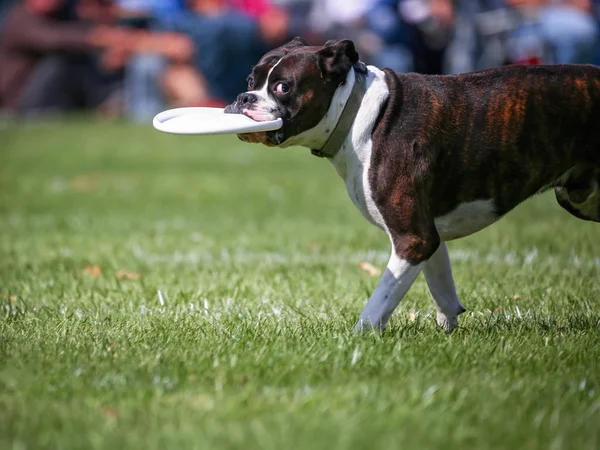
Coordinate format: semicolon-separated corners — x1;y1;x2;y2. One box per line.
436;311;459;333
353;319;383;334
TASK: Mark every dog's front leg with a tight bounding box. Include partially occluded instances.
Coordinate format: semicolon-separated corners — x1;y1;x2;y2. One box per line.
422;242;466;332
353;251;423;333
353;176;441;332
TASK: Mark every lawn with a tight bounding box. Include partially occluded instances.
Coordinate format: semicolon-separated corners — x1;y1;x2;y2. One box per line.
1;120;599;450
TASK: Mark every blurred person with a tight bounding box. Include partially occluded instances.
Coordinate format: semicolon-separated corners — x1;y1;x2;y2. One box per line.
366;0;414;72
262;0;316;42
506;0;598;64
365;0;456;74
114;0;184;27
308;0;384;64
447;0;518;72
1;0;17;25
70;0;212;119
0;0;130;115
230;0;291;47
401;0;456;74
121;28;211;121
116;0;184;16
154;0;292;104
592;0;600;64
0;0;207;120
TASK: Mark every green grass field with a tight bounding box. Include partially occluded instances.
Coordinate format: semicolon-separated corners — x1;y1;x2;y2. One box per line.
1;120;599;450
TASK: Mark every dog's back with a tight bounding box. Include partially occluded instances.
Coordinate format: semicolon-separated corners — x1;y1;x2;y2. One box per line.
381;64;600;221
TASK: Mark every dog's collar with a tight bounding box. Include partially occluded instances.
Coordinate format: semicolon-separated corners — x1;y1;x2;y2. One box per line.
310;62;368;159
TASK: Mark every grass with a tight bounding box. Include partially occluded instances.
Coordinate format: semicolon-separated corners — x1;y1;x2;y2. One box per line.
0;119;599;450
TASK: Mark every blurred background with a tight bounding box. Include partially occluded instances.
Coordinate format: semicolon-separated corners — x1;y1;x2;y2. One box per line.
0;0;599;122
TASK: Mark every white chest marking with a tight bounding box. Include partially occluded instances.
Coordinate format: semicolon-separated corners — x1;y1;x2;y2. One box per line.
434;200;499;241
328;67;390;230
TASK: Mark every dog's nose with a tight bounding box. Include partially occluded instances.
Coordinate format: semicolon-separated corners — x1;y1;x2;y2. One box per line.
237;92;257;106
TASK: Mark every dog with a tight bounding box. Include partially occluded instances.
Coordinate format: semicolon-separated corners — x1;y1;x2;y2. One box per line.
224;37;600;332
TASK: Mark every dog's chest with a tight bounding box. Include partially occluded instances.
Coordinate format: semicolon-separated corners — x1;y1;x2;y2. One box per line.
331;141;385;229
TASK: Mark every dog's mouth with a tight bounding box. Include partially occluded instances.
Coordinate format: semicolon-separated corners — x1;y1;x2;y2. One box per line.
241;108;278;123
224;102;286;146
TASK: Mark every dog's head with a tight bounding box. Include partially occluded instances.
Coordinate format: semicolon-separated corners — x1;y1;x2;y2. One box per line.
224;37;360;148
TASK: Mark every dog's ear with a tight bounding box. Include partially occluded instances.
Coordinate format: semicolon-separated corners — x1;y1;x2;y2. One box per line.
317;39;359;80
284;36;311;49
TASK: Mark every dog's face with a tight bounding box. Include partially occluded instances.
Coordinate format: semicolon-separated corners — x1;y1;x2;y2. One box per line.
224;37;359;147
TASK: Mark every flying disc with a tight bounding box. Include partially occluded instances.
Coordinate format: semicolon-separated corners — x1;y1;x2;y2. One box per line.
152;107;283;135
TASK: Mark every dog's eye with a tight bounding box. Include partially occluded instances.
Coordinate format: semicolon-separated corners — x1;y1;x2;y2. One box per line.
247;77;255;90
275;82;290;95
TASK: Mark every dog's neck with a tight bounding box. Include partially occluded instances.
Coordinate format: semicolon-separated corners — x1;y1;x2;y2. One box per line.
280;65;371;151
311;63;368;158
327;65;390;206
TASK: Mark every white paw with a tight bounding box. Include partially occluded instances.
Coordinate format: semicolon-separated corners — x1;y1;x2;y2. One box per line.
353;319;383;334
436;311;459;333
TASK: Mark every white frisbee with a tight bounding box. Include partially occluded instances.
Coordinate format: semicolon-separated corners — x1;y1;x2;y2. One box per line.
152;107;283;135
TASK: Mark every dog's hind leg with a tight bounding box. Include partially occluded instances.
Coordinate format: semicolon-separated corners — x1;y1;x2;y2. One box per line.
422;242;466;332
555;164;600;222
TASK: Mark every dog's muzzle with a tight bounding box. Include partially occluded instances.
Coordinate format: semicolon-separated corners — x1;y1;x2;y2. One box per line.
224;92;258;115
224;93;287;146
